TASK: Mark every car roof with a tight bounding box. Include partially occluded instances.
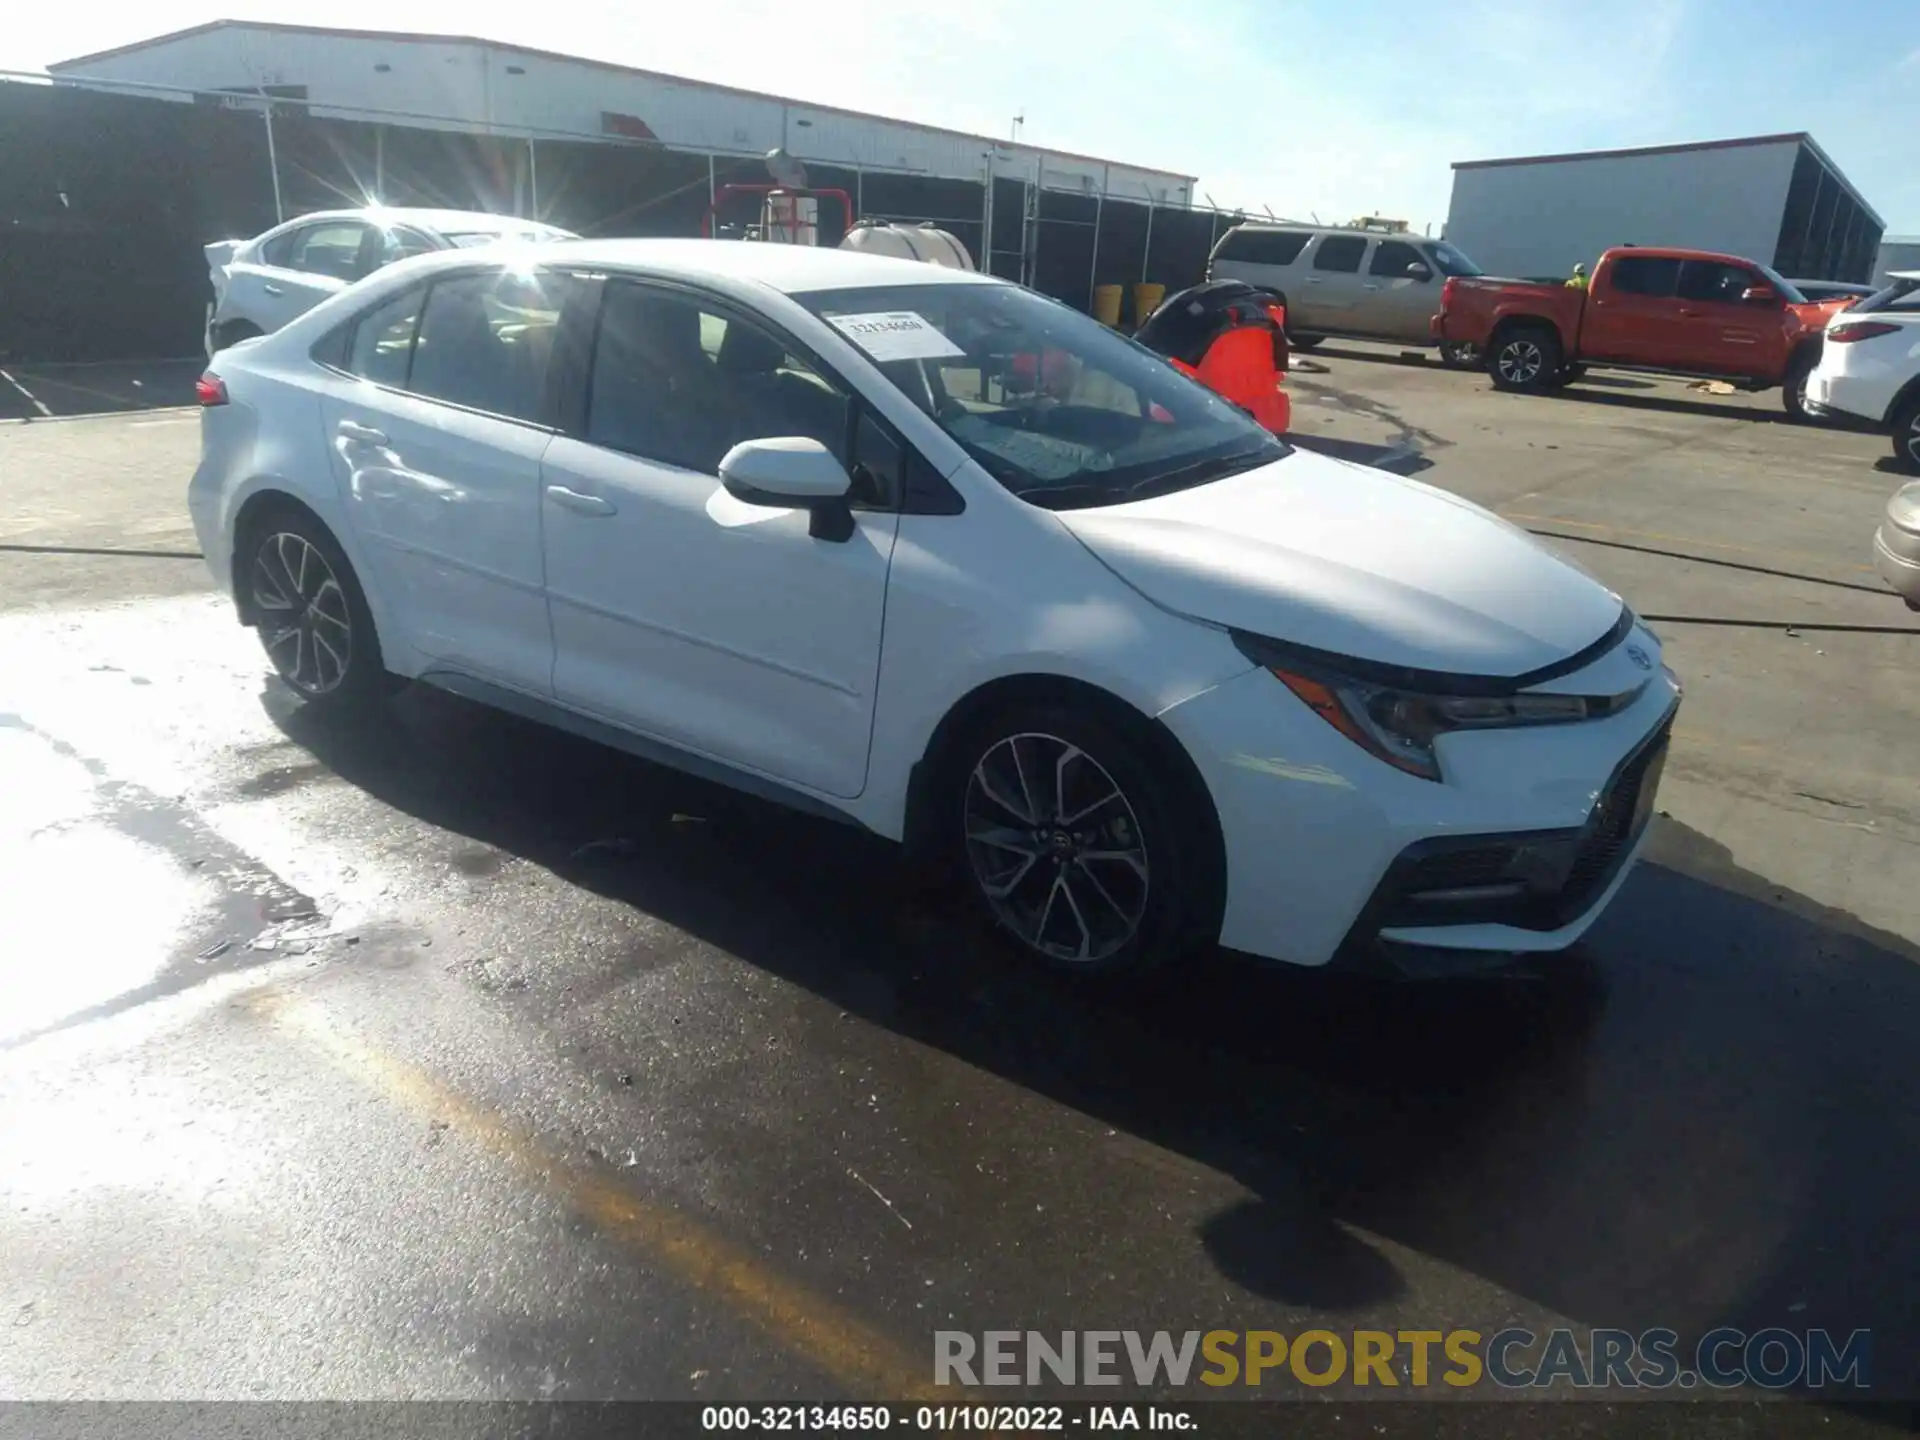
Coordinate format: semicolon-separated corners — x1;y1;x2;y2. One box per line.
490;238;1002;295
1224;221;1413;238
1892;270;1920;281
275;207;565;235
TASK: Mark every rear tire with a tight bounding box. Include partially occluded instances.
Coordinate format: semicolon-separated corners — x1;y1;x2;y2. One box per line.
1438;341;1479;369
237;505;390;715
1893;396;1920;474
945;700;1219;975
1289;333;1325;351
1488;325;1563;394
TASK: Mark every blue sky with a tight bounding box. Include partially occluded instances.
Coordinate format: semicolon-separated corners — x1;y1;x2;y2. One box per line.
7;0;1917;233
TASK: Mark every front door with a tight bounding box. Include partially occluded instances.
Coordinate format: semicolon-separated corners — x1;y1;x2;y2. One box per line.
1672;259;1787;378
539;279;897;799
321;267;566;693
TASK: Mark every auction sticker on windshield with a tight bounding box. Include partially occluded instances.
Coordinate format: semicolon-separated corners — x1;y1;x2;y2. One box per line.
827;311;967;362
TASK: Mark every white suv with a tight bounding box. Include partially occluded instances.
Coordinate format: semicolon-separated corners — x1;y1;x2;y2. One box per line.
189;240;1679;974
1805;270;1920;473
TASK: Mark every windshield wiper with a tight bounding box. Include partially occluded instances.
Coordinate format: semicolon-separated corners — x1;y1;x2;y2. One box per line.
1112;446;1284;503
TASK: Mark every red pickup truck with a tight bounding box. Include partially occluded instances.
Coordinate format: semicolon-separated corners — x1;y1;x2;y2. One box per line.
1431;247;1853;417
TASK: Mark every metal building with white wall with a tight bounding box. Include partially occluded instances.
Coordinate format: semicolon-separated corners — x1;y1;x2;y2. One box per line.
1443;133;1883;285
45;20;1195;207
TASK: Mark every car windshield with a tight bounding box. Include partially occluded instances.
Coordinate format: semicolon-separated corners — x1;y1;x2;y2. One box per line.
1856;276;1920;313
1747;263;1809;304
793;282;1288;509
1424;242;1483;277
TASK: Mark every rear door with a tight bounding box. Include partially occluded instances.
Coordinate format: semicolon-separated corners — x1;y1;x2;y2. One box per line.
1673;259;1785;377
232;220;378;334
320;266;567;693
1359;237;1440;341
1580;254;1685;365
1298;234;1370;330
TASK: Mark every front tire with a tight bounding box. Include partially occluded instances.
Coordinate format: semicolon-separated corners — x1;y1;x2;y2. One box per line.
1783;349;1819;422
1488;326;1563;393
1893;396;1920;474
239;507;389;713
949;702;1217;974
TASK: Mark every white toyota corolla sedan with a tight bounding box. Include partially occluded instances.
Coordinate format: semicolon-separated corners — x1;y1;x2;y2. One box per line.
189;240;1680;973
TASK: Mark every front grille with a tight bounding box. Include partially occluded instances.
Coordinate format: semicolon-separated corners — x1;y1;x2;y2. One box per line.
1366;719;1673;935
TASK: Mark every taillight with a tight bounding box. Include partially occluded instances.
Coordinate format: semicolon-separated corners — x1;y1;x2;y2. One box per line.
195;373;229;406
1440;277;1458;315
1827;321;1901;344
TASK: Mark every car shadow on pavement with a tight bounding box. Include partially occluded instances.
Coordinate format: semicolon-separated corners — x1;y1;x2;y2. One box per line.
1551;385;1794;425
273;684;1920;1405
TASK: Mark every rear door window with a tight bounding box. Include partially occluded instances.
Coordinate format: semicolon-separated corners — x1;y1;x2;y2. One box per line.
405;270;567;424
1311;236;1367;273
284;222;375;283
1215;230;1312;267
1607;256;1683;297
1368;239;1427;279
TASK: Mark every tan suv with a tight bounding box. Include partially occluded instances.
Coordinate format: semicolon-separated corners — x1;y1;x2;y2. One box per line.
1208;223;1487;364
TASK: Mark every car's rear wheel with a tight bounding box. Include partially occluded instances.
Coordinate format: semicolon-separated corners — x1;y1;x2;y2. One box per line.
241;507;388;712
1438;341;1479;369
1289;333;1325;351
950;702;1216;974
1488;326;1563;393
1894;396;1920;474
1783;349;1819;421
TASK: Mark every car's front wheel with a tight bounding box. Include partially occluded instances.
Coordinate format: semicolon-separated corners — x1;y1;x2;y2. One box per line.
240;507;389;712
1890;396;1920;474
951;702;1217;974
1783;349;1820;421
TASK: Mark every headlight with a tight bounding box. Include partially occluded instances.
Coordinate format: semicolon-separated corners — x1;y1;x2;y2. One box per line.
1261;665;1634;783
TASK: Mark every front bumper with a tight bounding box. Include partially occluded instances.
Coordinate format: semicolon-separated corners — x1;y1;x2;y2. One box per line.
1875;484;1920;605
1159;625;1680;967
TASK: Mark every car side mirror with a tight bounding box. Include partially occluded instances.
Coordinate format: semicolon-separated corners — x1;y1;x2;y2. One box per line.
1741;285;1779;305
719;437;856;542
1405;262;1433;282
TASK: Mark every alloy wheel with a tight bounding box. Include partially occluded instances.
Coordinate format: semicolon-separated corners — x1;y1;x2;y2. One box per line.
963;732;1149;963
1497;340;1543;385
251;531;353;695
1905;413;1920;470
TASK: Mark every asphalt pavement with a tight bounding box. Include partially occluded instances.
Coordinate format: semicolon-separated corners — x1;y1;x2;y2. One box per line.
2;352;1916;1437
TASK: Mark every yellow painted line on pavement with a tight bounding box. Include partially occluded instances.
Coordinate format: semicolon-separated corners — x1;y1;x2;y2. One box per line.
249;989;943;1402
1503;511;1879;574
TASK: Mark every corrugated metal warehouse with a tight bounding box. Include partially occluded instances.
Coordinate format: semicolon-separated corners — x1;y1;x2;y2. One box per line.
46;21;1195;207
1443;133;1884;285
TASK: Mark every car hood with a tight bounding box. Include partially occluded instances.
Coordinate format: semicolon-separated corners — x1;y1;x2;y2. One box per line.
1055;448;1625;678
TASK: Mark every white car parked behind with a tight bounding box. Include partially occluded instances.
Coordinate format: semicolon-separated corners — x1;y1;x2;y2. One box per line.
190;241;1680;974
204;206;575;356
1805;270;1920;473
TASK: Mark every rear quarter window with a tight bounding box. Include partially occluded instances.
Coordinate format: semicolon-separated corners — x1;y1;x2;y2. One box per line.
1214;230;1312;267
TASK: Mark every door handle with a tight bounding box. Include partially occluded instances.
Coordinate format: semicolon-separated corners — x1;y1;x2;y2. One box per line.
1363;283;1381;291
1304;277;1323;284
545;484;616;517
336;420;389;445
262;282;285;296
1677;307;1701;318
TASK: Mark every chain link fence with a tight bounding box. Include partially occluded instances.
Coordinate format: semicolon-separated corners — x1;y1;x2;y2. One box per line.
1;71;1250;363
